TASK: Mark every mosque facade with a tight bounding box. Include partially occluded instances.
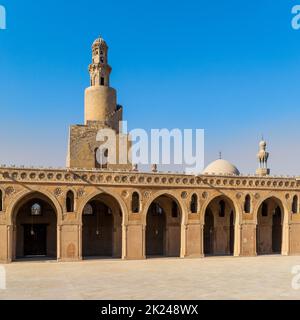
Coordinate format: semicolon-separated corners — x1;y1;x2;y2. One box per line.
0;37;299;263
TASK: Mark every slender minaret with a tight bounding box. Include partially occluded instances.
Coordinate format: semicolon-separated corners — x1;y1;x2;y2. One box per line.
256;138;270;176
67;36;130;170
84;36;118;126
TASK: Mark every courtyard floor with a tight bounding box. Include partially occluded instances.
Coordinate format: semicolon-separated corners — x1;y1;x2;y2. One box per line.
0;255;300;300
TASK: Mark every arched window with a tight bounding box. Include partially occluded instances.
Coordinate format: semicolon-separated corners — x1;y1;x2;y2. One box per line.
172;201;179;218
31;203;42;216
83;203;93;215
0;189;2;211
190;194;198;213
132;192;140;213
219;200;226;217
244;194;251;213
292;195;298;214
262;202;268;217
66;191;74;212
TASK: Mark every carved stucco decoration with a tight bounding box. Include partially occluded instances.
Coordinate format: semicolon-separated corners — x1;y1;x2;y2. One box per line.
77;188;85;198
202;192;208;199
5;186;15;196
181;192;188;199
54;188;63;197
143;191;151;199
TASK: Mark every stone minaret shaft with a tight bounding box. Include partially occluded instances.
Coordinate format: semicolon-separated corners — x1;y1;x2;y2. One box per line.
84;37;118;127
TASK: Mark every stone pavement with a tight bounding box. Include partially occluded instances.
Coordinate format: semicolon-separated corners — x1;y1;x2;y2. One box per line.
0;255;300;300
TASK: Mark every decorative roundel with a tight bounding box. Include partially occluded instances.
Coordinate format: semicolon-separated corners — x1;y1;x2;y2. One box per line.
202;192;208;199
181;192;188;199
236;193;242;199
5;186;15;196
121;190;129;198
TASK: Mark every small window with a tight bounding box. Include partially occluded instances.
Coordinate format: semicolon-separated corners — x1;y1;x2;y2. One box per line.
190;194;198;213
83;203;93;216
244;195;251;213
172;201;179;218
219;200;226;217
100;77;105;86
132;192;140;213
66;191;74;212
292;196;298;214
262;202;268;217
31;203;42;216
0;189;2;211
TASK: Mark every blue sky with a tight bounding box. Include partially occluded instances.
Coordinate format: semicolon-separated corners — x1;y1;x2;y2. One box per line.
0;0;300;174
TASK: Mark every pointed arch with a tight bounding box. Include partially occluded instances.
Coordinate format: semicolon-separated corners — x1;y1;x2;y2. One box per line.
132;192;140;213
292;195;298;214
66;190;74;213
256;196;285;255
10;191;59;260
144;193;183;258
244;194;251;213
202;194;238;257
190;193;198;213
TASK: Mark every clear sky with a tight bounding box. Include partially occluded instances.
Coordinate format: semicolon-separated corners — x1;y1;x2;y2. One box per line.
0;0;300;175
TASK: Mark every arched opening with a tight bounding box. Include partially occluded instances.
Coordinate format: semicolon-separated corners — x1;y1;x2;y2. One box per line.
256;197;283;255
244;194;251;213
66;191;74;212
132;192;140;213
203;196;236;256
82;193;122;259
204;209;214;255
13;192;57;260
146;195;182;258
190;194;198;213
292;195;298;214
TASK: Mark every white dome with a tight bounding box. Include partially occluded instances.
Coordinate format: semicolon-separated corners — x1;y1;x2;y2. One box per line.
203;159;240;176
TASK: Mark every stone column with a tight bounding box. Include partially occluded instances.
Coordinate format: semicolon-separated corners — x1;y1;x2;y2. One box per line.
59;224;81;262
184;220;203;258
240;222;257;256
0;224;12;263
124;222;145;260
281;217;290;256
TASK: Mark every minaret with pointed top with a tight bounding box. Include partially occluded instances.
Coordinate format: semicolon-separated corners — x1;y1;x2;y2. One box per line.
256;138;270;176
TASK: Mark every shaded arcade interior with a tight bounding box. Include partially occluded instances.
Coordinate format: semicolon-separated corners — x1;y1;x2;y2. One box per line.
14;192;57;260
204;196;235;256
256;197;283;255
146;195;182;257
82;193;122;259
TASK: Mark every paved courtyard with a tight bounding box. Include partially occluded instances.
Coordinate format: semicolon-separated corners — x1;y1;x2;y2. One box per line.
1;255;300;300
